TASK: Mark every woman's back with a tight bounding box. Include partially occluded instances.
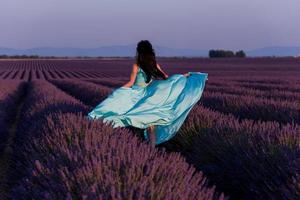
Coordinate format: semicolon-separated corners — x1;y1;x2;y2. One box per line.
133;66;153;88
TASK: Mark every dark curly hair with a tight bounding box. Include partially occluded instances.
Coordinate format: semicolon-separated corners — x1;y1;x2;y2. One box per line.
135;40;167;83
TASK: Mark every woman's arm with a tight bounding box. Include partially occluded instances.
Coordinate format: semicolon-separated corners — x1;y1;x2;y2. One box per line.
122;64;138;88
157;64;169;79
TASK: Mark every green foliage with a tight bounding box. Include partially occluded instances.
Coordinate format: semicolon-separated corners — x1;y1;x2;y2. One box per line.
209;50;246;58
235;50;246;57
0;54;40;59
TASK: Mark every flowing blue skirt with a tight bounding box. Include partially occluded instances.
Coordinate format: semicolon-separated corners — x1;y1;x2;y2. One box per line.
88;72;208;145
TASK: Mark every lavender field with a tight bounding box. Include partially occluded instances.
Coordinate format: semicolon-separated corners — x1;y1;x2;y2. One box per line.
0;57;299;200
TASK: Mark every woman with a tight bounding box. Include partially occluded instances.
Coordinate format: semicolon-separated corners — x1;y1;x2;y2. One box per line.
88;40;208;147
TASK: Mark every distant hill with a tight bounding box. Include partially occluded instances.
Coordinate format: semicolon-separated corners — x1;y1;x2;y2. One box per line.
1;45;300;57
247;46;300;57
0;44;208;57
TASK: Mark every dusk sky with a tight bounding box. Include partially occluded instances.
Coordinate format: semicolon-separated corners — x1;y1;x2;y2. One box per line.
1;0;299;50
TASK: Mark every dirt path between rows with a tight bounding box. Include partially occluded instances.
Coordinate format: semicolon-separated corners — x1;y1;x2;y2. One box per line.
0;84;28;199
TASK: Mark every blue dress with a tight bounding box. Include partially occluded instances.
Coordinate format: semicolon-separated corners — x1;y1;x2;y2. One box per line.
87;67;208;145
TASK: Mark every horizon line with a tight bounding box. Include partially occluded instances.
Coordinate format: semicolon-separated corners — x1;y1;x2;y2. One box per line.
1;44;300;52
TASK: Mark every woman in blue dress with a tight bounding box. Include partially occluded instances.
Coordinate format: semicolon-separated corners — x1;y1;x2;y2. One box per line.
88;40;208;147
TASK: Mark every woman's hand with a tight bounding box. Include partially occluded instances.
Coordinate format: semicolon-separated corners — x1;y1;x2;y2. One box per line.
122;82;132;88
122;84;131;88
183;73;190;77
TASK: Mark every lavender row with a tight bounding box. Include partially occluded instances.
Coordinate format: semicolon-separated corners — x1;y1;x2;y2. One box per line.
238;81;300;94
50;80;113;107
205;78;300;94
0;70;32;81
0;69;111;80
0;81;26;152
9;81;88;197
86;78;127;88
161;105;300;200
0;60;58;71
12;113;226;200
231;77;299;85
12;80;88;147
205;84;300;102
200;91;300;124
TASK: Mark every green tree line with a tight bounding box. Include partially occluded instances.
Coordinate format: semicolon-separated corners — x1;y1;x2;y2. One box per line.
209;49;246;58
0;55;40;59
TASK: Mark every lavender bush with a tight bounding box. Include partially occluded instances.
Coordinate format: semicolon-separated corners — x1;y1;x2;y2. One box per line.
86;78;127;88
201;91;300;124
205;84;300;102
238;81;300;93
51;80;113;107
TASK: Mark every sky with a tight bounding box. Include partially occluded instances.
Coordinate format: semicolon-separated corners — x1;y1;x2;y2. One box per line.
1;0;300;50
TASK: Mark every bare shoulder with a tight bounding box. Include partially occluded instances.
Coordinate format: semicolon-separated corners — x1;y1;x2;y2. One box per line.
132;63;139;71
130;63;139;77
